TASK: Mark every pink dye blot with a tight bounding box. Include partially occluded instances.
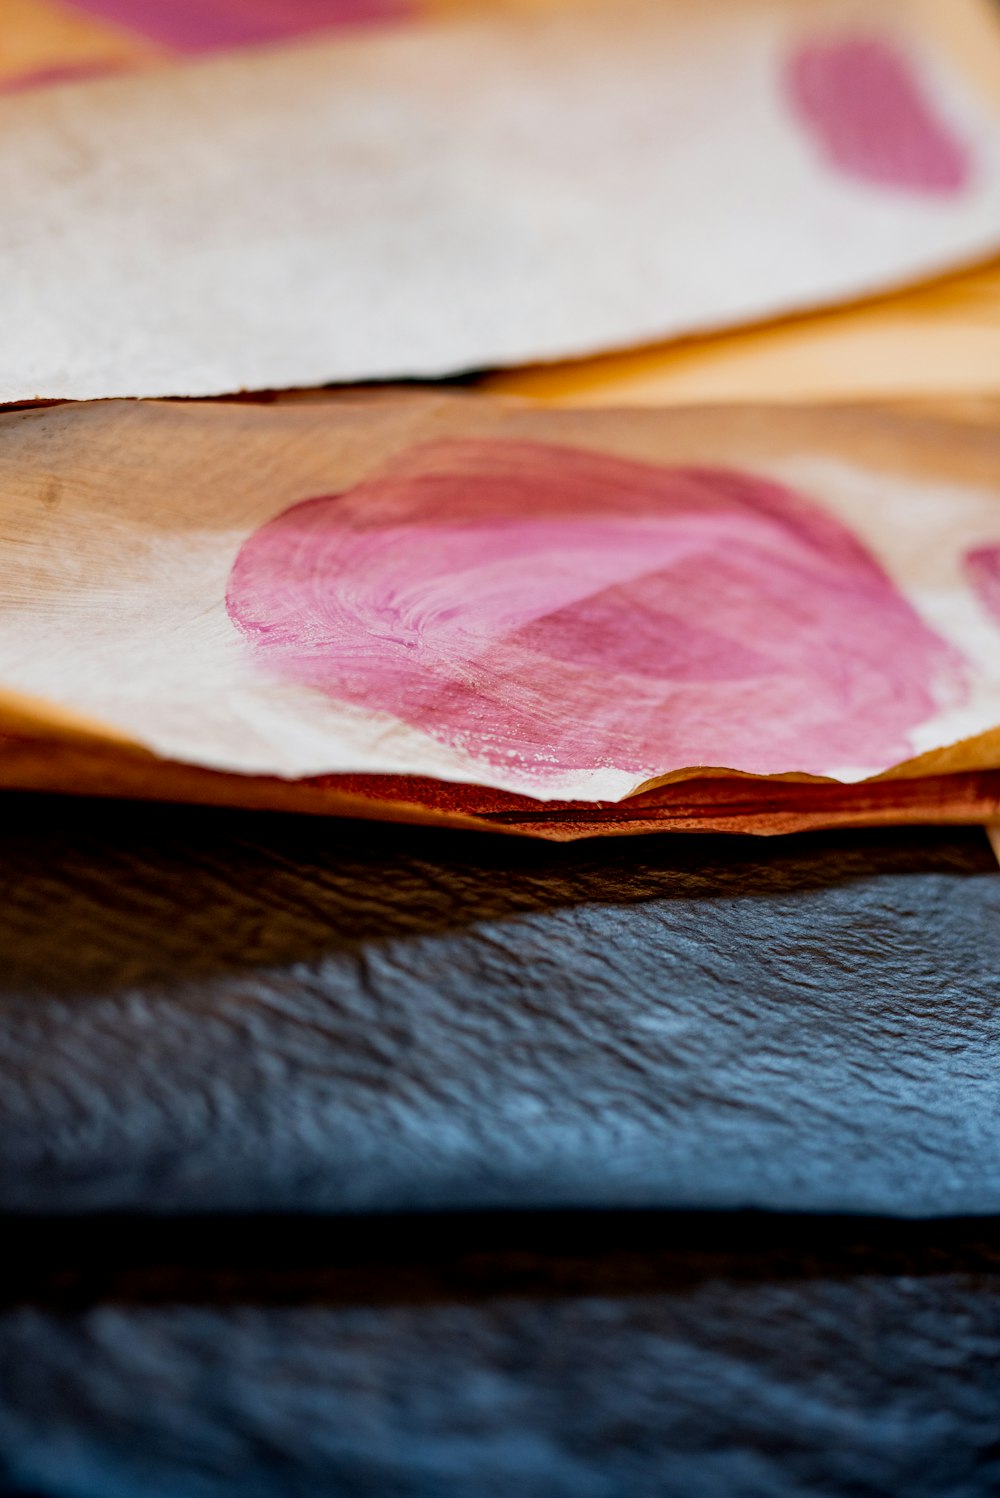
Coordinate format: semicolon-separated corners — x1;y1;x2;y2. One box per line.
787;36;971;194
65;0;409;52
964;544;1000;627
226;440;964;780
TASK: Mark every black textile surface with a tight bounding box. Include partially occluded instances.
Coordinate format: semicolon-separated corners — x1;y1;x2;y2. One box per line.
2;792;1000;1497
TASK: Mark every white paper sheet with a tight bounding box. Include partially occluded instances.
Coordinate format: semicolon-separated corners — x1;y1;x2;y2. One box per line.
2;394;1000;802
2;0;1000;400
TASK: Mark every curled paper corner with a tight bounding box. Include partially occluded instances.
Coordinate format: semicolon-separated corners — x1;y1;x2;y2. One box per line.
986;824;1000;865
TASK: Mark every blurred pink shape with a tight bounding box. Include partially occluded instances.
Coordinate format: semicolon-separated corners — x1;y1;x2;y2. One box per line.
787;36;971;194
65;0;412;52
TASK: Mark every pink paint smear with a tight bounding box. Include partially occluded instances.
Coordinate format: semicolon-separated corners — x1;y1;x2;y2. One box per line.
787;35;971;194
964;544;1000;627
64;0;409;52
226;439;964;782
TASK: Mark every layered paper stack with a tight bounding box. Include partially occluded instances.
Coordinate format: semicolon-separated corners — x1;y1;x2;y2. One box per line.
2;0;1000;839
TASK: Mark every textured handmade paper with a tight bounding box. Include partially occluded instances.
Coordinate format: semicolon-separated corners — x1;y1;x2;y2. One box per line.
2;0;1000;400
2;394;1000;817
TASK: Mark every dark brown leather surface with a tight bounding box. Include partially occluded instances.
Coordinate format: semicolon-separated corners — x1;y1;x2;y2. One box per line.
2;791;1000;1495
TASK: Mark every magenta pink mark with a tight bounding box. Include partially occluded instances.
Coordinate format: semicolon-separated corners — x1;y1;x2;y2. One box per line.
786;35;971;194
64;0;410;52
226;440;965;779
964;544;1000;626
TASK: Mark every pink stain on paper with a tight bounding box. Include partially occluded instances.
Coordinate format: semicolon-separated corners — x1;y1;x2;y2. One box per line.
64;0;409;52
787;36;971;194
226;440;964;781
964;544;1000;627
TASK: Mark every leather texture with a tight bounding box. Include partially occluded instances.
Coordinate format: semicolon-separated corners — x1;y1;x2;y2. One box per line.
1;793;998;1218
3;792;1000;1497
3;1212;1000;1498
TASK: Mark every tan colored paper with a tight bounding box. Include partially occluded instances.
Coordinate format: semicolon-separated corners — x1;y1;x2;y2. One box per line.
3;392;1000;821
0;0;162;85
487;258;1000;408
3;0;1000;401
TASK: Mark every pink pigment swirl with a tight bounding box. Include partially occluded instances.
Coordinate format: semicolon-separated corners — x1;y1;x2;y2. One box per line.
226;439;964;780
63;0;409;52
786;36;971;195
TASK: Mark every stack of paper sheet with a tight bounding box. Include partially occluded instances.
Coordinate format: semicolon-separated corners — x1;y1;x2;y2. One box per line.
2;0;1000;839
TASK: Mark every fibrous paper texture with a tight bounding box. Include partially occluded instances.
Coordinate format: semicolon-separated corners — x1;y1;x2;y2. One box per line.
3;0;1000;400
2;392;1000;840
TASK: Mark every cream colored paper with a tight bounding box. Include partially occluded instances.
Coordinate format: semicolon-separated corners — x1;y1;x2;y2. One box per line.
3;0;1000;400
2;393;1000;804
